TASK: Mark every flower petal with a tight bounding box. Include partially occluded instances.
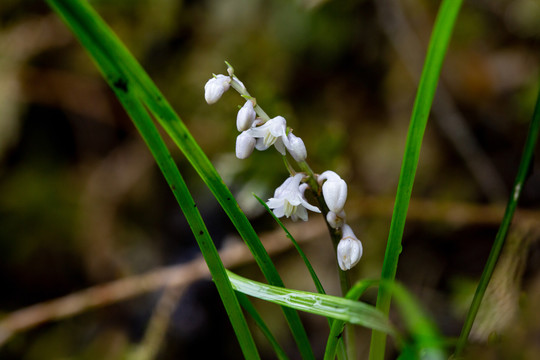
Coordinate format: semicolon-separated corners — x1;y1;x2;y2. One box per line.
322;178;347;213
237;100;256;131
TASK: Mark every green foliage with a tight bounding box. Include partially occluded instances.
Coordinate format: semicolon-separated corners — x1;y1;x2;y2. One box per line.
455;84;540;356
370;0;463;358
227;270;396;335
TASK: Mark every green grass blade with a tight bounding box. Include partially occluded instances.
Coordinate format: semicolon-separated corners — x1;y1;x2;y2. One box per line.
120;99;261;360
228;270;396;337
46;1;262;358
46;1;314;358
236;292;290;360
369;1;463;359
454;85;540;356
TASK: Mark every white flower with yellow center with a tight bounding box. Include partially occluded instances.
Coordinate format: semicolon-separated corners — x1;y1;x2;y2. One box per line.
247;116;290;155
266;173;320;221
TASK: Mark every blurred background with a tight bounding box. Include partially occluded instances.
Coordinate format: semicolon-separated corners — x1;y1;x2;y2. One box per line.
1;0;539;358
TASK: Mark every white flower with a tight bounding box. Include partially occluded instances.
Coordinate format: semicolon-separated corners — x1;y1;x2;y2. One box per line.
247;116;290;155
266;173;320;221
286;133;307;161
337;224;362;271
204;74;231;104
318;170;347;214
235;131;256;159
237;100;256;131
327;210;346;229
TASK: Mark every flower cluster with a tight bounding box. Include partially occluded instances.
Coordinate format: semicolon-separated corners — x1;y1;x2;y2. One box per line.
204;73;306;162
204;65;362;271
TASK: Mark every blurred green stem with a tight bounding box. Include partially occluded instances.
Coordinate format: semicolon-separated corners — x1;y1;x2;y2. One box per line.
454;84;540;357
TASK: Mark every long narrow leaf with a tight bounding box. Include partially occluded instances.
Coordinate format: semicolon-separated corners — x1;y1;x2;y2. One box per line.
370;1;463;359
45;1;261;358
454;84;540;356
45;1;314;358
228;270;396;337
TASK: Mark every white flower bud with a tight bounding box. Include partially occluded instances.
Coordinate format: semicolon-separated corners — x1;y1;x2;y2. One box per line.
337;224;362;271
235;131;256;159
286;133;307;161
237;100;256;131
327;210;346;229
204;74;231;104
322;177;347;213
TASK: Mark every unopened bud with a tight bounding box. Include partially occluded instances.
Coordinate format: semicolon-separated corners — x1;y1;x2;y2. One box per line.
235;132;256;159
286;133;307;161
237;100;256;131
204;74;231;104
322;177;347;213
337;224;362;271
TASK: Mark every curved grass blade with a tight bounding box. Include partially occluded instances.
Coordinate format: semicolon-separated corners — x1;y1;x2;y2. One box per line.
236;292;290;360
454;84;540;356
370;1;463;359
45;1;314;358
227;270;396;337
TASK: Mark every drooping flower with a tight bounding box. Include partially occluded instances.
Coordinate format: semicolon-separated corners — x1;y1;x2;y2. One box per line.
235;131;256;159
266;173;320;221
237;100;257;131
247;116;290;155
204;74;231;104
286;133;307;162
318;170;348;214
337;224;363;271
